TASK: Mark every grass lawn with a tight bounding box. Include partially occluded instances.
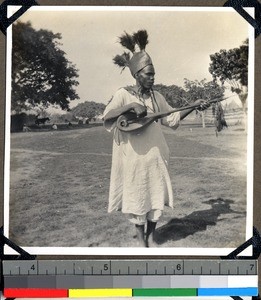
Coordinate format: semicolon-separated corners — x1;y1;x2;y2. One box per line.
7;123;248;249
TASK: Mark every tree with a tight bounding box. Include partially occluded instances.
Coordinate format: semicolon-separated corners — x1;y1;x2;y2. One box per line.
209;39;248;127
209;40;248;90
153;84;187;107
183;79;225;128
71;101;106;120
184;78;225;101
12;21;79;113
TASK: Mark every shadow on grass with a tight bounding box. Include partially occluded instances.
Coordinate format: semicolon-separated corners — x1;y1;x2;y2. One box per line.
155;198;246;244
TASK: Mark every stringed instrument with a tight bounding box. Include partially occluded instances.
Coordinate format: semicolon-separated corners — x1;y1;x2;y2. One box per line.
103;96;231;133
115;96;231;132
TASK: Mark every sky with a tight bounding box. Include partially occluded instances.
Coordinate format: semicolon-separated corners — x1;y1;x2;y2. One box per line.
11;7;251;110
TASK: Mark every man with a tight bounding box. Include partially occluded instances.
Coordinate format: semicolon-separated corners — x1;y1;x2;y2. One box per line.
103;30;209;247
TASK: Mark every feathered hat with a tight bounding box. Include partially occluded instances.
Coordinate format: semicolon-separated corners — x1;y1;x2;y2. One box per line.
113;30;153;77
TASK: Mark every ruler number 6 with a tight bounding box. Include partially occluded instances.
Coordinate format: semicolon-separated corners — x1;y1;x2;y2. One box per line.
176;264;182;271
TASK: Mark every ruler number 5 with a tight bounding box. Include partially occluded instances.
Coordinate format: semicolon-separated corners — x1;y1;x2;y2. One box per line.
104;264;109;271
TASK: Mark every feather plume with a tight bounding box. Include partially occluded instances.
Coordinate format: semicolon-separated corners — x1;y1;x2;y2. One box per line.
118;32;136;53
113;52;130;71
133;30;149;51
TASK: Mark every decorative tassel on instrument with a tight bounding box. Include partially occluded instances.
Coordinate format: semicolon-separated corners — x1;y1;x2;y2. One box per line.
214;102;228;136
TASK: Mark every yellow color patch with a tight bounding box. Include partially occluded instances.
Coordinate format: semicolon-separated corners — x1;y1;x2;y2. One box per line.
69;289;132;298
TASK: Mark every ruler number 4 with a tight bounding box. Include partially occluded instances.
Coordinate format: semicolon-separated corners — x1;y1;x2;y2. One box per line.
30;264;35;271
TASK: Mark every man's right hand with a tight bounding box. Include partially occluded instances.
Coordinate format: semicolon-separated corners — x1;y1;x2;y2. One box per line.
132;103;147;118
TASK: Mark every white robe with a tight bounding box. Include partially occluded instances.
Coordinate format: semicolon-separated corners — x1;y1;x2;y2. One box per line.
103;88;180;215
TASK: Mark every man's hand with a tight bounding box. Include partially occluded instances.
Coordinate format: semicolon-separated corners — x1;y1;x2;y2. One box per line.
194;99;211;111
132;103;147;118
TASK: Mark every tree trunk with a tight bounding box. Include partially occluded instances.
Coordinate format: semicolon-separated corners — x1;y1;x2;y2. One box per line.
201;111;206;128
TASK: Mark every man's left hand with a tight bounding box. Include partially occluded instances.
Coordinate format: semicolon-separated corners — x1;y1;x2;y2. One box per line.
194;99;211;111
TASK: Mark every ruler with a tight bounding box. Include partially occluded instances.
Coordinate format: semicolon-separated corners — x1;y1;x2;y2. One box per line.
2;259;258;298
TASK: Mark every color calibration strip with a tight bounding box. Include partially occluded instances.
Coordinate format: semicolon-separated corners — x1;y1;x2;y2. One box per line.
3;260;258;298
3;287;258;298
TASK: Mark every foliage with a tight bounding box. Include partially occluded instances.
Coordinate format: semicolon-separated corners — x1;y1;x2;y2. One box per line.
209;39;248;92
12;21;79;113
183;79;225;129
153;84;187;107
183;79;225;103
153;80;224;110
71;101;106;119
209;40;249;131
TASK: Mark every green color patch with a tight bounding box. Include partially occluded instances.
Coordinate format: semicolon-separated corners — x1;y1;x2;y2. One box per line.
133;288;197;297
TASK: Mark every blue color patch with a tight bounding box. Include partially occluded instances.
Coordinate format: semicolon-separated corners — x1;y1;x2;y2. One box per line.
198;287;258;296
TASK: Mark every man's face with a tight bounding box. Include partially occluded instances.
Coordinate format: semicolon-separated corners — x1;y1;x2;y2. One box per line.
136;64;155;91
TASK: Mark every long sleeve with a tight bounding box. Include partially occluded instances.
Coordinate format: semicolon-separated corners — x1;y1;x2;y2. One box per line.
103;88;127;132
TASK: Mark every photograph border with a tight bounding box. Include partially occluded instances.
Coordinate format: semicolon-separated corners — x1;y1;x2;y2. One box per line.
1;4;257;257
